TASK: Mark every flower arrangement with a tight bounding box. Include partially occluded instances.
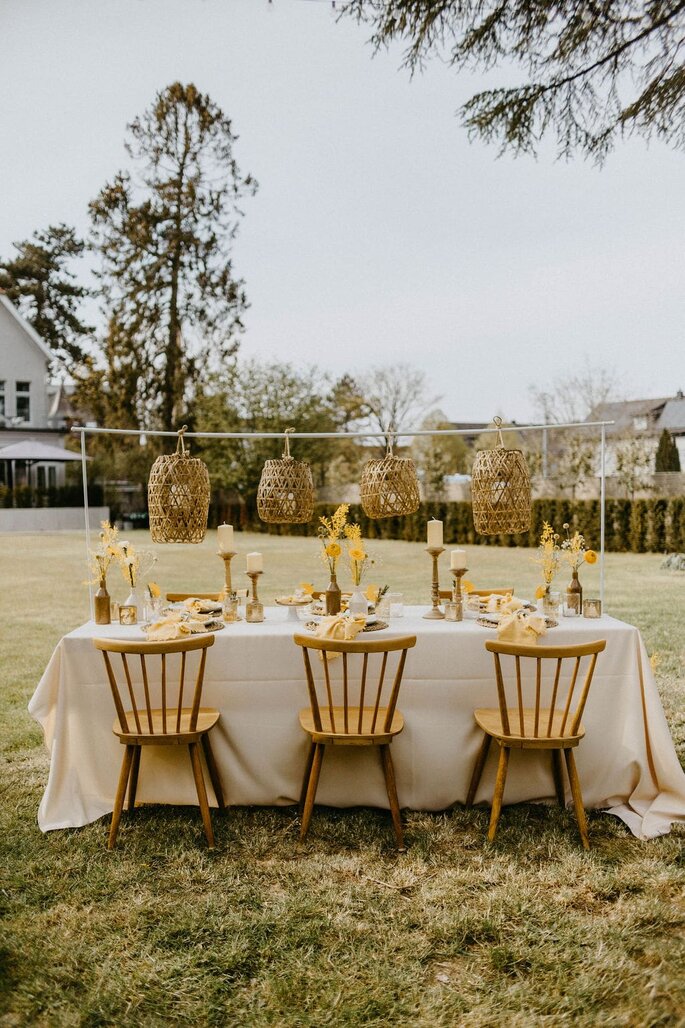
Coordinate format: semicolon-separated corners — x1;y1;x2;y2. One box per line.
116;538;157;591
532;522;560;598
87;520;120;585
343;522;374;587
561;523;597;571
318;504;349;576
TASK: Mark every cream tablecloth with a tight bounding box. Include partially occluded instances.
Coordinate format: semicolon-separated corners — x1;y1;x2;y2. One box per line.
29;609;685;839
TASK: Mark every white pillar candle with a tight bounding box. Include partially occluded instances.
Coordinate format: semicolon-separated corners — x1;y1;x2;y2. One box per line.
450;549;467;570
246;552;263;573
427;519;443;548
217;523;234;553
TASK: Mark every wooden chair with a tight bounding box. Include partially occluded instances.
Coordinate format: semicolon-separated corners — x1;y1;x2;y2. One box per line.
439;586;514;600
466;638;606;849
93;634;224;850
165;592;221;603
293;632;417;850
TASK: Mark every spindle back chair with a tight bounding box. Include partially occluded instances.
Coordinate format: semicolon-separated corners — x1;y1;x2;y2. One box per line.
293;632;417;850
93;634;224;850
466;638;606;848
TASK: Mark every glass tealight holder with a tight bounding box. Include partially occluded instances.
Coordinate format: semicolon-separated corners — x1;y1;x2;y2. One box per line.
583;598;602;619
563;595;581;617
543;590;562;617
376;594;391;618
223;596;240;623
119;604;138;626
246;600;264;624
388;592;404;617
444;600;462;622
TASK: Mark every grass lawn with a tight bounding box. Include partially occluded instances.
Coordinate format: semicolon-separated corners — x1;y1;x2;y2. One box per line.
1;531;684;1026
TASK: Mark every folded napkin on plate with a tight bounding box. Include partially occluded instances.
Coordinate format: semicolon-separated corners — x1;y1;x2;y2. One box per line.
496;609;547;645
146;612;211;642
500;595;525;614
314;614;365;660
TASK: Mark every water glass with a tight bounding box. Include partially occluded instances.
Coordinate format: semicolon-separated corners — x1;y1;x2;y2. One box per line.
543;591;562;617
388;592;404;617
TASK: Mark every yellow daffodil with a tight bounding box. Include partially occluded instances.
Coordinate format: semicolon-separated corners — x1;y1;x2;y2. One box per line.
148;581;161;599
298;581;314;595
584;549;598;565
535;584;547;600
365;584;379;602
325;542;341;559
461;579;475;593
349;547;366;561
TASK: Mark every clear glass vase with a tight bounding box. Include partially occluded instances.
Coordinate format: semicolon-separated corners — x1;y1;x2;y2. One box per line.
348;586;368;618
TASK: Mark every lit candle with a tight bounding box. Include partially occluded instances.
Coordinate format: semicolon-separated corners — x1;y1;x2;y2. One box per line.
218;523;234;553
450;549;467;570
246;552;263;573
427;519;443;548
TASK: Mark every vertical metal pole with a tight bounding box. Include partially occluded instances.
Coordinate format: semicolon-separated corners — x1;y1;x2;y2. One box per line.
600;424;606;612
80;428;94;620
542;424;548;481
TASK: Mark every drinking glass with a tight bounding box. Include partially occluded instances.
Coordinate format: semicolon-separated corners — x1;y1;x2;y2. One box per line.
388;592;404;617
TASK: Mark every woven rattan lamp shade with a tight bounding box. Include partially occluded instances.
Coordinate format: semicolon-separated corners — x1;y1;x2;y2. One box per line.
360;451;420;519
471;418;531;535
257;430;315;524
148;427;210;544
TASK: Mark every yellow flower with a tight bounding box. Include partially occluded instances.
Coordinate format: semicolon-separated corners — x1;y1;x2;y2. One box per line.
349;547;365;561
535;584;547;600
325;542;341;559
365;584;379;602
298;581;314;595
584;549;598;565
461;579;475;594
148;581;161;598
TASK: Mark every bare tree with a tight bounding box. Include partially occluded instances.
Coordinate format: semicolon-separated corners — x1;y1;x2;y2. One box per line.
412;408;469;500
362;364;439;452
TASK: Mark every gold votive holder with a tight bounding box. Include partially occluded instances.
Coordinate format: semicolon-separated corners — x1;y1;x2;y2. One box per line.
583;598;602;619
223;596;240;623
246;571;265;623
119;604;138;626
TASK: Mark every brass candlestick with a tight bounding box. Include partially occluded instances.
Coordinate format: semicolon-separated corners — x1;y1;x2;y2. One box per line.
445;567;468;622
218;550;242;622
423;546;445;620
246;570;264;623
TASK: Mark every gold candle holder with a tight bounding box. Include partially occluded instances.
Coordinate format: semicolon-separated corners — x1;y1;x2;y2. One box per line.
445;567;468;622
423;546;445;620
246;570;264;623
218;550;242;621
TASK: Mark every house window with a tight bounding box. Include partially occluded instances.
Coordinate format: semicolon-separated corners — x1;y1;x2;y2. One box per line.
0;380;5;419
16;381;30;422
633;415;647;432
36;466;46;491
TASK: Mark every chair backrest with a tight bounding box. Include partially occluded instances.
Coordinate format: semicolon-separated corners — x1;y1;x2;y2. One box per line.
293;633;417;736
439;586;514;600
165;592;221;602
93;634;215;735
484;639;606;739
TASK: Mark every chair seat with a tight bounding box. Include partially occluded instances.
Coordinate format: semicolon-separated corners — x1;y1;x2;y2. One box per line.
474;707;585;749
113;707;220;745
299;706;404;745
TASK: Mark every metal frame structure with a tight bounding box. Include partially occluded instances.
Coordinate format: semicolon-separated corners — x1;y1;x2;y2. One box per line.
73;420;613;618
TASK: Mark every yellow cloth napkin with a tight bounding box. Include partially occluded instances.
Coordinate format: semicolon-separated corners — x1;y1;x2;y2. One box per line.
500;595;525;615
146;612;210;641
314;614;365;660
497;609;547;645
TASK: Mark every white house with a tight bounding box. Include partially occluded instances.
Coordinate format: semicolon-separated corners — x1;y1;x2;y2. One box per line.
0;291;73;489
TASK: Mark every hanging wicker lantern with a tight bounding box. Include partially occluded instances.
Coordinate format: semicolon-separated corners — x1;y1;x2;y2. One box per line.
257;428;315;524
148;426;210;543
360;436;420;519
471;417;531;535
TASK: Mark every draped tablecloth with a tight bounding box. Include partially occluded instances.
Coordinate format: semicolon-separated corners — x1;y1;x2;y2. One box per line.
29;609;685;839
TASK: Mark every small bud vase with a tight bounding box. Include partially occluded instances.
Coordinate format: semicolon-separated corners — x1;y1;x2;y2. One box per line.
124;586;143;620
94;577;111;625
566;570;582;616
325;572;341;615
348;586;368;618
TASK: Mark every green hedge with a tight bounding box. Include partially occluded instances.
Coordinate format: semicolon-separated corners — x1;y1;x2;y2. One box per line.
221;497;685;553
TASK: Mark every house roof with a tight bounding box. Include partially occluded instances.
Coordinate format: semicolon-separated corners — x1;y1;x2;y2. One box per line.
0;292;56;364
588;397;671;435
658;397;685;433
0;440;86;462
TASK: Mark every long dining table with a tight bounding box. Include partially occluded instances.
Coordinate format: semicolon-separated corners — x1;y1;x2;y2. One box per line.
29;608;685;840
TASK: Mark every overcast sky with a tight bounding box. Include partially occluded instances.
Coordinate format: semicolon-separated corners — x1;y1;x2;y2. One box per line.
1;0;683;423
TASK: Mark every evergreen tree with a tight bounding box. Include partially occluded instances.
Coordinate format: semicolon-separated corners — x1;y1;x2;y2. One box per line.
655;429;682;471
0;224;92;366
345;2;685;162
89;82;257;431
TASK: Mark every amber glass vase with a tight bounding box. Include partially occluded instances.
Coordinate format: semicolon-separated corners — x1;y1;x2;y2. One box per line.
325;571;342;615
566;569;582;615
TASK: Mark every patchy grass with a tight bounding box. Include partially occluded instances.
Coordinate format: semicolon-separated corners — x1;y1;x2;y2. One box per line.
1;532;684;1025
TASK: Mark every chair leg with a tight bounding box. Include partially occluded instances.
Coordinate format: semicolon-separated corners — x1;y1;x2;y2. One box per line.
300;743;325;841
108;745;134;850
299;742;316;814
128;746;141;811
380;744;405;852
466;733;492;807
564;748;590;850
487;745;510;843
551;749;566;808
189;742;215;849
201;734;225;811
